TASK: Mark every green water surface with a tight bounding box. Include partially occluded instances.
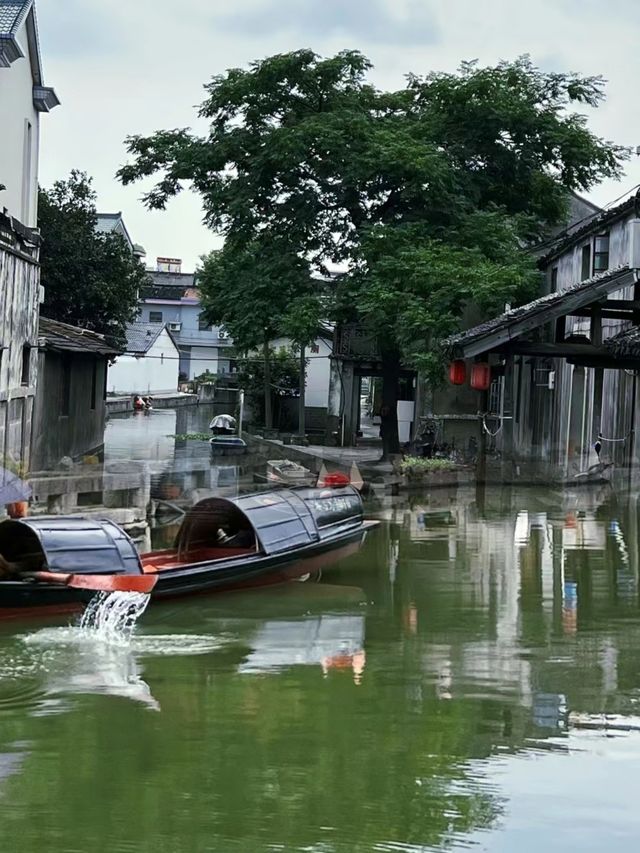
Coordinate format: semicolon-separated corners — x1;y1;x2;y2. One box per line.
1;484;640;852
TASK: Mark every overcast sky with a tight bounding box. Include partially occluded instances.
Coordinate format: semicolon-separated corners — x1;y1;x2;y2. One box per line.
36;0;640;271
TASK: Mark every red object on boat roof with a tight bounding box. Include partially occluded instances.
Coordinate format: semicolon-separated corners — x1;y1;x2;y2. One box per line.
470;363;491;391
448;360;466;385
321;472;350;487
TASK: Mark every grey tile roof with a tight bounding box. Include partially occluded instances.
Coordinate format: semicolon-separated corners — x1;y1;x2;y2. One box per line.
148;269;196;290
0;1;30;35
604;325;640;359
539;196;637;266
39;317;121;356
446;265;635;358
95;213;121;235
140;283;187;301
124;322;170;354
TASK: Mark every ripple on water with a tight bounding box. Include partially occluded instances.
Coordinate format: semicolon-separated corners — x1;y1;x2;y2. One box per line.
0;649;48;714
22;627;230;658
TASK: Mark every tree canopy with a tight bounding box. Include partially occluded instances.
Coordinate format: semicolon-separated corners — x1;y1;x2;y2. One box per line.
118;50;627;451
38;171;148;347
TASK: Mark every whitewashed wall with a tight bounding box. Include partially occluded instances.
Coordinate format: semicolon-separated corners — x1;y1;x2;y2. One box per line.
0;23;40;226
271;336;332;409
188;345;219;380
108;330;179;395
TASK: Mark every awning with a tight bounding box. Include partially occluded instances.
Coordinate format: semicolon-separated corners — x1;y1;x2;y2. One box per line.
446;265;636;359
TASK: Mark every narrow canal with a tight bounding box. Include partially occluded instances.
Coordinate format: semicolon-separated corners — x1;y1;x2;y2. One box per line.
1;421;640;850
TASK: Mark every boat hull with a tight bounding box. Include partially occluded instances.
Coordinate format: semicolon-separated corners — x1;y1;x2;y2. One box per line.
0;524;374;612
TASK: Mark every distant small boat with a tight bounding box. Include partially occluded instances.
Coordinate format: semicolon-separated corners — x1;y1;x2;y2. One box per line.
254;459;316;487
210;436;247;456
0;486;378;613
569;461;614;486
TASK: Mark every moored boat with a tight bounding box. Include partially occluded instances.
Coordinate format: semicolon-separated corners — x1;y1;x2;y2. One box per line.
0;486;377;612
253;459;317;487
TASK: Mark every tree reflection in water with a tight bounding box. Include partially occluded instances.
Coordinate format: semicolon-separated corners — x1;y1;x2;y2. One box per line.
0;485;638;851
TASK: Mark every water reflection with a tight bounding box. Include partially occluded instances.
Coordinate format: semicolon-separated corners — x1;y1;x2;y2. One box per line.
2;486;640;850
238;614;366;683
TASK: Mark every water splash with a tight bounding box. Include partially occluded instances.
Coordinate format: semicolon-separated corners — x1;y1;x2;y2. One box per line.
79;591;151;645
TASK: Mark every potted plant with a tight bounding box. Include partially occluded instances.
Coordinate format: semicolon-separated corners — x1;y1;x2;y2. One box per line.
1;455;31;519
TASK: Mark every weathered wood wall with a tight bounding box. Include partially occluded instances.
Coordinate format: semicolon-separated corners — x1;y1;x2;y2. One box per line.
31;351;108;471
0;234;40;474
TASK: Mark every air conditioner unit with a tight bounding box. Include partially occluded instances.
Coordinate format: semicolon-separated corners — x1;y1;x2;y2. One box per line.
168;322;182;332
218;330;229;340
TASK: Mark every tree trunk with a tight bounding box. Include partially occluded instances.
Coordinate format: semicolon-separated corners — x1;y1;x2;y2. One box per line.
298;344;306;437
263;335;272;429
380;351;401;461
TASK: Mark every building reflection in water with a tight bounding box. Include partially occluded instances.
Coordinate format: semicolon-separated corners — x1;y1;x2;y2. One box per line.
388;483;640;743
238;614;366;685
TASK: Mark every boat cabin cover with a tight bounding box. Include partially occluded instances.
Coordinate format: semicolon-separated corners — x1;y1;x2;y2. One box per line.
0;487;364;574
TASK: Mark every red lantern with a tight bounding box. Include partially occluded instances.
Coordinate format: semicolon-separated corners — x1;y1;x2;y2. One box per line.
321;472;351;487
448;360;466;385
470;363;491;391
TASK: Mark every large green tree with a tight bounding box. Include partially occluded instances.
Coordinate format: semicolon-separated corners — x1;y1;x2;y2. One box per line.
118;51;626;455
197;237;325;430
38;171;148;347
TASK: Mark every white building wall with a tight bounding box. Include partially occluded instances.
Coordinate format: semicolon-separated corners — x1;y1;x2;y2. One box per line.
0;22;40;226
188;346;219;380
272;336;332;409
108;330;179;395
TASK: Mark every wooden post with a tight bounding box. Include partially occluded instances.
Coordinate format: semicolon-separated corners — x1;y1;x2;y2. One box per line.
501;355;515;481
263;334;272;430
476;390;489;484
298;344;306;438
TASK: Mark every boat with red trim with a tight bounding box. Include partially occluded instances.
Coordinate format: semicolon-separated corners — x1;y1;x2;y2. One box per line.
0;486;377;611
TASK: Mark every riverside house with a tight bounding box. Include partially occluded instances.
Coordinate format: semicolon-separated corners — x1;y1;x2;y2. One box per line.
446;193;640;479
0;0;58;473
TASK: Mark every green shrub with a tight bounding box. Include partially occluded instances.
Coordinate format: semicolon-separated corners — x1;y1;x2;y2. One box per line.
399;456;456;475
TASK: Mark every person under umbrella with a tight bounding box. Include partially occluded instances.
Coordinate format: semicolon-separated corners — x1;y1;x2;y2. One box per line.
209;414;236;436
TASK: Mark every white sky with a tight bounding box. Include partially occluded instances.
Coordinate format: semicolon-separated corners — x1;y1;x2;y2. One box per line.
36;0;640;271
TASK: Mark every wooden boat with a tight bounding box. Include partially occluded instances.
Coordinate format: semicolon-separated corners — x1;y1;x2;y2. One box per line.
210;436;247;456
0;486;377;612
253;459;316;487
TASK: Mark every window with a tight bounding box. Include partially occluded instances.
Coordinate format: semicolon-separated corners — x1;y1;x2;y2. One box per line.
21;346;31;386
310;343;320;354
550;266;558;292
61;355;71;416
149;311;163;323
581;244;591;281
593;233;609;273
90;360;98;411
198;313;212;331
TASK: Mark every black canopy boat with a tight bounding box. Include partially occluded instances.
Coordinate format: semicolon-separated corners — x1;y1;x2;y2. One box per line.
0;486;377;612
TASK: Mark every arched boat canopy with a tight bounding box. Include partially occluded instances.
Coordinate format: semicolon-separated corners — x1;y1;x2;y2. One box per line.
177;486;364;558
0;517;143;575
0;487;365;575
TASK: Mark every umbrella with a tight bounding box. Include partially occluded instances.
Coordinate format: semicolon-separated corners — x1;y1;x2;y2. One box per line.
209;414;236;430
0;467;32;505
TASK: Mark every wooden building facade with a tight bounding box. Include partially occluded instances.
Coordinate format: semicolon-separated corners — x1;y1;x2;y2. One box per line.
447;196;640;480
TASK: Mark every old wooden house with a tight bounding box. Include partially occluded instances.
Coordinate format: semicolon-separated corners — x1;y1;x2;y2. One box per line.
447;194;640;480
0;0;58;473
31;318;120;470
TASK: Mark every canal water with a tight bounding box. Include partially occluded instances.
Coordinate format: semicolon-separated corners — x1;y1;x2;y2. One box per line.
3;427;640;849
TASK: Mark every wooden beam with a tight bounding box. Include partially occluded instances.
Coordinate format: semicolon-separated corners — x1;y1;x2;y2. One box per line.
570;308;637;320
598;299;640;310
496;340;640;370
455;268;636;359
590;305;602;347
